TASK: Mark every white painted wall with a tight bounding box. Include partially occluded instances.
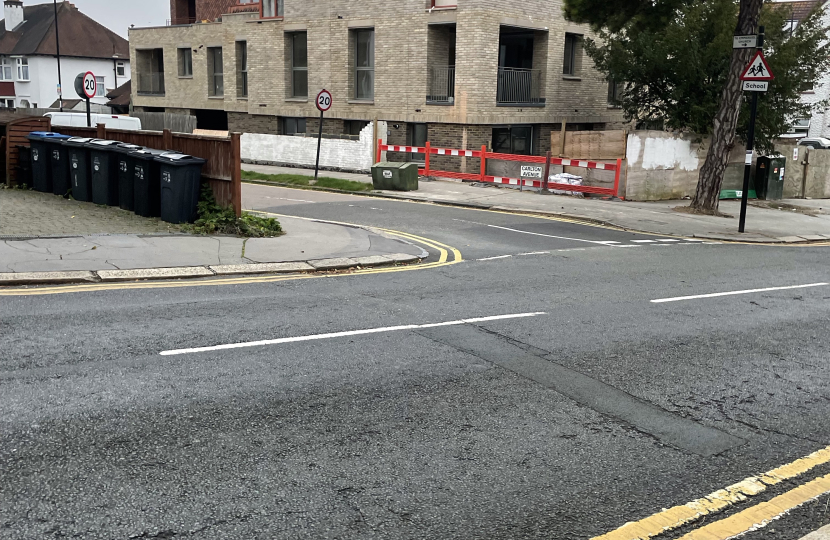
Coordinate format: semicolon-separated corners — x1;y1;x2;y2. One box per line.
12;55;130;110
242;122;386;173
800;2;830;138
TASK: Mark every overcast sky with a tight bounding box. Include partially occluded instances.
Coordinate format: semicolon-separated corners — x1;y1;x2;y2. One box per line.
29;0;169;37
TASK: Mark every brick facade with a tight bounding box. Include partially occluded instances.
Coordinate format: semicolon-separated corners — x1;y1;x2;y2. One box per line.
134;0;626;160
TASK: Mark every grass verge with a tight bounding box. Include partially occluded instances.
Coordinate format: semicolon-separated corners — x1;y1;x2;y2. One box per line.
242;170;373;192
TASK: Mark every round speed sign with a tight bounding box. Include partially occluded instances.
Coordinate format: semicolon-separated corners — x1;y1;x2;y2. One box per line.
316;89;332;112
82;71;96;99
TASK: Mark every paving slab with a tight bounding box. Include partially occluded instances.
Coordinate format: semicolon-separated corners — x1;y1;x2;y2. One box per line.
800;525;830;540
353;255;393;266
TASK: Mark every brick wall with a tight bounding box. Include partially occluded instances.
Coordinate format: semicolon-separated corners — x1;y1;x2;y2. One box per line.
306;117;345;136
229;111;283;135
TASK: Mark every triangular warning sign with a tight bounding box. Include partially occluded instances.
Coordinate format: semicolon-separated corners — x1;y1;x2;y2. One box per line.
740;51;774;81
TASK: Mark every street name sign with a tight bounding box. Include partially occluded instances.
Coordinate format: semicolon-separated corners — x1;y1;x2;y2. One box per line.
740;51;774;81
520;165;543;178
733;35;757;49
742;80;769;92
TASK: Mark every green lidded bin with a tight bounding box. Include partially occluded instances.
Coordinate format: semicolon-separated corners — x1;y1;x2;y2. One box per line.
371;162;419;191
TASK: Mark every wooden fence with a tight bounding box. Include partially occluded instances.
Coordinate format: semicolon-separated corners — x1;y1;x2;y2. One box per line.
551;129;627;160
55;125;242;216
3;116;51;186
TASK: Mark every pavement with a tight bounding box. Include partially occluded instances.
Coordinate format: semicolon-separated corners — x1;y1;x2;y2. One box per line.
242;163;830;243
0;188;426;284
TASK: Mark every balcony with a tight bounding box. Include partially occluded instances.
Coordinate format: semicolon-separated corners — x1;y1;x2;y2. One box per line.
496;67;544;106
427;66;455;104
137;72;165;96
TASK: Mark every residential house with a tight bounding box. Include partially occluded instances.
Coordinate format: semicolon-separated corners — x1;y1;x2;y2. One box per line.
131;0;624;171
0;0;130;111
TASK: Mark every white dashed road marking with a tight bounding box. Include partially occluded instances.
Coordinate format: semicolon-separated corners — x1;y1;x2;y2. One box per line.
651;283;829;304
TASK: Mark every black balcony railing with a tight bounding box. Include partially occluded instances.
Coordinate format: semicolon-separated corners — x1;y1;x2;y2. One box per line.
496;67;544;106
427;66;455;104
137;72;165;95
166;17;197;25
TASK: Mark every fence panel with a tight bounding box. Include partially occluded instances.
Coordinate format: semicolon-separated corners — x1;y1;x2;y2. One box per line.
377;141;622;198
5;117;51;185
551;129;627;160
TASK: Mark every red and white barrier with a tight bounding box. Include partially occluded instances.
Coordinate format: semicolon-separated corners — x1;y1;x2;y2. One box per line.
376;141;623;198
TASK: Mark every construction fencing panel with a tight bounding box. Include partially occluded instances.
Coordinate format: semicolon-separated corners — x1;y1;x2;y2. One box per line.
377;142;623;198
55;125;242;216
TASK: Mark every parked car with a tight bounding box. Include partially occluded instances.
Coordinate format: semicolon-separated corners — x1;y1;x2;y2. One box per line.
44;112;141;131
797;137;830;149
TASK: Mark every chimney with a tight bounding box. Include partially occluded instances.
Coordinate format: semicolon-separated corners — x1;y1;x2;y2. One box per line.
4;0;23;32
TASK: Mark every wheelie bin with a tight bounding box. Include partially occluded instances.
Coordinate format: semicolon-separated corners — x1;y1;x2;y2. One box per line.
131;148;167;218
86;139;121;206
62;137;94;201
113;144;143;211
27;132;70;192
46;133;73;196
154;152;207;224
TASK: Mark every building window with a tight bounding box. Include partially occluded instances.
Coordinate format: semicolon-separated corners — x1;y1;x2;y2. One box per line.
178;48;193;77
291;32;308;98
607;79;623;106
0;57;10;80
563;33;579;76
344;120;369;136
137;48;165;95
19;99;29;108
493;126;533;155
354;29;374;100
116;62;126;77
208;47;224;97
236;41;248;98
15;57;28;81
95;76;105;97
408;123;427;161
261;0;283;18
0;98;14;107
282;117;306;135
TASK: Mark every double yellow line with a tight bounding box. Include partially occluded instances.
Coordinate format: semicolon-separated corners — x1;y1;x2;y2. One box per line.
0;224;463;297
593;444;830;540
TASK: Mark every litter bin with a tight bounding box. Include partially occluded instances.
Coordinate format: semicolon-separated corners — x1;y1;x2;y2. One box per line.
755;156;786;201
63;137;94;201
27;132;69;192
113;143;143;211
86;139;122;206
371;162;419;191
131;148;167;218
46;134;73;196
154;152;207;224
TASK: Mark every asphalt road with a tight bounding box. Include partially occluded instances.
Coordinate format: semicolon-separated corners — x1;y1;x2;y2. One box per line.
1;183;829;539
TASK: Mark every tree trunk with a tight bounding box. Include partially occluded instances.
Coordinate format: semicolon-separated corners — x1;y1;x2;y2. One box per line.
691;0;764;214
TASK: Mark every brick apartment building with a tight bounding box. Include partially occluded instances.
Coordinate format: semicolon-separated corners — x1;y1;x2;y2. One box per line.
131;0;624;170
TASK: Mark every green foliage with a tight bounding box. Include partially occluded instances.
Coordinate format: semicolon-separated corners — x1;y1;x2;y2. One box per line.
184;185;283;237
582;0;830;153
241;170;373;192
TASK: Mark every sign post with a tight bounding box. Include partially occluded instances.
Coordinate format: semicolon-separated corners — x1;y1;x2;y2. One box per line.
737;28;773;233
314;89;332;183
74;71;96;127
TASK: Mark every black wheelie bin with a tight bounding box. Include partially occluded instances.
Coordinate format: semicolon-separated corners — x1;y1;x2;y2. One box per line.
47;133;73;196
63;137;94;201
131;148;167;218
27;132;69;192
86;139;122;206
113;143;143;211
155;152;207;224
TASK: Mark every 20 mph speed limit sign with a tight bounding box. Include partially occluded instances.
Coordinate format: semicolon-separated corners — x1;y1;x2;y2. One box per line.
82;71;96;99
316;89;332;112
